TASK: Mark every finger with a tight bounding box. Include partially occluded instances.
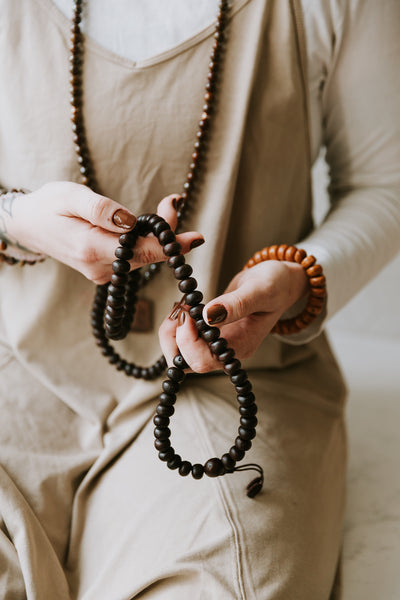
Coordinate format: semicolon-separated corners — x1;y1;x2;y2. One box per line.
155;194;181;231
61;183;137;234
130;232;204;269
203;281;268;327
218;313;277;360
175;312;220;373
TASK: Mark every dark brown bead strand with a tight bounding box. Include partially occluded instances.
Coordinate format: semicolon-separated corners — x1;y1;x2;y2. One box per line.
70;0;231;288
93;213;264;494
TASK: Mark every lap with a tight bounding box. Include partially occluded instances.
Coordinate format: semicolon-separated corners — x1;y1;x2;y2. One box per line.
66;363;347;600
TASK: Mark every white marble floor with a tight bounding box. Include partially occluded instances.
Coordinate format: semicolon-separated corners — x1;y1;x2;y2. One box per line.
327;330;400;600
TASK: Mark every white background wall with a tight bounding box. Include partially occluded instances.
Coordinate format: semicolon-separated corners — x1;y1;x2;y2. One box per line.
312;155;400;600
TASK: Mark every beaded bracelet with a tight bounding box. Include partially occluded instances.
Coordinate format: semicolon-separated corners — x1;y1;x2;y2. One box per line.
0;189;46;266
92;213;264;498
243;244;326;335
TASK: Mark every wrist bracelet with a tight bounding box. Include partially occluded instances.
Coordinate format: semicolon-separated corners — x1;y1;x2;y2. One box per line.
243;244;326;335
0;189;46;266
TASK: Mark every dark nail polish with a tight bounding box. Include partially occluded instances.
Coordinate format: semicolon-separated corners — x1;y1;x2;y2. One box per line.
207;304;227;325
112;209;137;229
178;310;186;326
190;238;205;250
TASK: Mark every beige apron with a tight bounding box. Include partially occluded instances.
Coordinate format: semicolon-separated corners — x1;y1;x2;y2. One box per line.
0;0;346;598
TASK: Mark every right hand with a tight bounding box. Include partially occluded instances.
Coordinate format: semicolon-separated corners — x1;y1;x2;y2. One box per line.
4;181;204;284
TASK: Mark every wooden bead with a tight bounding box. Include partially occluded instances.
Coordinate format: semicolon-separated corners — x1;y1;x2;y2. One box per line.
310;275;326;287
154;427;171;440
268;245;278;260
284;245;297;261
238;427;256;440
192;464;205;479
158;448;175;462
229;446;245;462
301;255;316;269
185;291;203;306
179;461;192;476
204;458;224;477
277;244;288;260
221;453;236;471
235;436;252;452
167;454;182;470
306;264;323;277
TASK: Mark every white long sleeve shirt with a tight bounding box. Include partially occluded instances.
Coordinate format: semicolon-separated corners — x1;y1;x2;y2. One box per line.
52;0;400;339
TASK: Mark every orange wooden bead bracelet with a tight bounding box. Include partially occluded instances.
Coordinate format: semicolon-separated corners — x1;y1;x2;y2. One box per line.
243;244;326;335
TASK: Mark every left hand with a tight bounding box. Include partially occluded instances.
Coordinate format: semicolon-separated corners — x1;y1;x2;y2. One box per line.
159;259;309;373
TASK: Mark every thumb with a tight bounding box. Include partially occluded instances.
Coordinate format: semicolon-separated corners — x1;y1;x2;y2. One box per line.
203;283;262;327
65;183;137;233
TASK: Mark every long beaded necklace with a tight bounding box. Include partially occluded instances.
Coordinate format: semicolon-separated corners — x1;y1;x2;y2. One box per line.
69;0;264;495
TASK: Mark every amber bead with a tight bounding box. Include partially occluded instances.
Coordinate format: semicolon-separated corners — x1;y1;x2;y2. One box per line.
277;244;288;260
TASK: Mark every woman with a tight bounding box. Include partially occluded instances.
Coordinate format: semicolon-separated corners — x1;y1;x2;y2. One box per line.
0;0;399;598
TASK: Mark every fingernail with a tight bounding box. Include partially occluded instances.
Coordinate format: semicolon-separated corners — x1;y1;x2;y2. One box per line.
190;238;205;250
112;209;137;229
178;310;186;326
207;304;227;325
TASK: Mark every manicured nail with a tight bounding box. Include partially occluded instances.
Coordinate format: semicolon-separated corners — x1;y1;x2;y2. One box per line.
207;304;227;325
190;238;205;250
112;209;137;229
178;310;186;326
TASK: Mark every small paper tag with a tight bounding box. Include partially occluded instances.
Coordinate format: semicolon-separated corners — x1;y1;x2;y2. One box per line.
131;298;154;333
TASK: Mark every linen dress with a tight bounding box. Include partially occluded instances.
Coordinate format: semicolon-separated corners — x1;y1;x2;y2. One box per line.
0;0;356;597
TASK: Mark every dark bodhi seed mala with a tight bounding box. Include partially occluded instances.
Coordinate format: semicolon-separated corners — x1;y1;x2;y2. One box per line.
98;213;264;497
71;0;234;378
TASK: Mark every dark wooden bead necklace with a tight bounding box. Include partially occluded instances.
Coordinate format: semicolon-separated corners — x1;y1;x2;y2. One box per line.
70;0;264;495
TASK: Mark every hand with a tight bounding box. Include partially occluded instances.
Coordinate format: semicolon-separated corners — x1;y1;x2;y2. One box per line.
3;182;203;283
159;260;309;372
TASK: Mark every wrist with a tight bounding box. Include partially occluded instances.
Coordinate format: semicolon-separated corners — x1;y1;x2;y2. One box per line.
243;244;327;335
